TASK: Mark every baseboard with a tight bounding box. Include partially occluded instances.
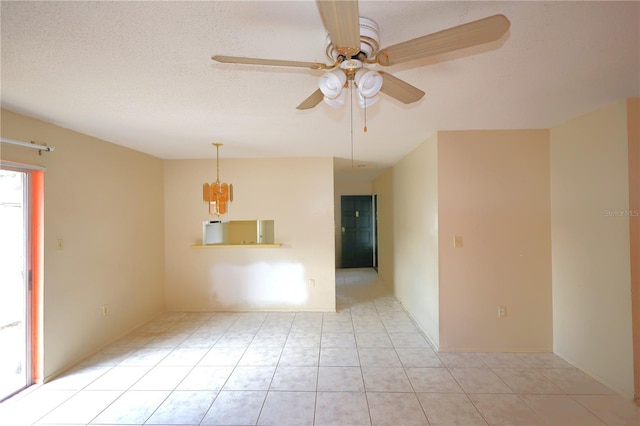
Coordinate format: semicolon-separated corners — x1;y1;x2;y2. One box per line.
438;347;553;353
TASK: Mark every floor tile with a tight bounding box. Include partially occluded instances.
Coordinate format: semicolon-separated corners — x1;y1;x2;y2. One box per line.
145;390;216;425
449;367;513;393
118;347;173;367
80;347;136;366
517;353;574;369
278;346;319;366
540;368;618;395
572;394;640;426
84;366;152;391
0;389;76;426
158;347;209;366
321;332;356;348
130;366;191;390
285;332;321;348
358;347;402;367
355;332;393;348
317;366;365;392
315;391;370;426
199;347;245;366
362;367;413;392
200;390;266;425
239;347;282;366
319;347;360;366
405;367;464;393
388;332;429;348
223;366;276;390
3;268;633;426
366;392;429;425
322;320;354;333
469;393;544;425
437;352;485;368
37;390;123;424
521;394;606;425
89;390;169;424
417;393;487;425
396;347;443;368
257;391;316;425
42;365;112;390
270;366;318;391
177;366;233;391
492;368;564;394
214;332;255;348
475;352;533;368
250;332;288;348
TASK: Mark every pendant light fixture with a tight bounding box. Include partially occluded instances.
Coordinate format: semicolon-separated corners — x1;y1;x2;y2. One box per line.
203;142;233;216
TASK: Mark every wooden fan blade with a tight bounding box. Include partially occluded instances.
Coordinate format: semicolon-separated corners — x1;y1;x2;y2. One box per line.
212;55;325;70
379;71;425;104
316;0;360;57
377;14;510;66
296;89;324;110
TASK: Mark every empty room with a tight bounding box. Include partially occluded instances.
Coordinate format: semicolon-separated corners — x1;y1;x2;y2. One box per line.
0;1;639;425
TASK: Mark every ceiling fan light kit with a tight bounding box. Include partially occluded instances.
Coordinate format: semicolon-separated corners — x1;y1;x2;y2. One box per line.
319;69;347;99
212;1;510;111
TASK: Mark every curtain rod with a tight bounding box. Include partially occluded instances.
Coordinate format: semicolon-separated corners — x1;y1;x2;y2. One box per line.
1;137;55;152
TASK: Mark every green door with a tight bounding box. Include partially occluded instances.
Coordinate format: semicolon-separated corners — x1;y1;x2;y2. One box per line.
341;195;373;268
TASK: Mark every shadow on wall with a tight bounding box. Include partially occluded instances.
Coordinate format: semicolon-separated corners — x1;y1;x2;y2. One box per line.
209;262;308;308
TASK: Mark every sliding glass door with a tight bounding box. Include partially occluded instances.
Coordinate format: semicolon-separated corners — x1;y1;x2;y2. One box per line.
0;169;30;401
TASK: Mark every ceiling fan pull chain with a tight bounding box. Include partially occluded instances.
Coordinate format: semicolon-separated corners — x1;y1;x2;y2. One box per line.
363;97;368;133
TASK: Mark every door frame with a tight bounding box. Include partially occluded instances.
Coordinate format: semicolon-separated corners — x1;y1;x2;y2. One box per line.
0;163;44;400
340;194;377;268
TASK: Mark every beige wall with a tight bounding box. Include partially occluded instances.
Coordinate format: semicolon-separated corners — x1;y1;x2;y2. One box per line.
389;133;440;348
627;98;640;403
438;130;552;352
334;180;372;268
1;109;165;380
372;168;393;289
164;157;335;312
551;99;635;399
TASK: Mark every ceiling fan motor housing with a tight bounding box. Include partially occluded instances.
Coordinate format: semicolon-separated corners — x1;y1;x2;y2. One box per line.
325;17;380;62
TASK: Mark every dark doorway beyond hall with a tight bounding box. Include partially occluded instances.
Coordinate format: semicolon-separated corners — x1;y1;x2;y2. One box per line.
341;195;374;268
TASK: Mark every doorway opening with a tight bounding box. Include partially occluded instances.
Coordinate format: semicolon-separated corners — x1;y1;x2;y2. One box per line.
340;195;378;268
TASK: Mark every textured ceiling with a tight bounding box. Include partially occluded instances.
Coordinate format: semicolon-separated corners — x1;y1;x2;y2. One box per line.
1;1;639;180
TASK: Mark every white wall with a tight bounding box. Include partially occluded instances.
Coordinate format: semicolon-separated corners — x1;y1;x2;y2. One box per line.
551;99;634;398
389;133;440;348
1;109;166;380
164;157;336;312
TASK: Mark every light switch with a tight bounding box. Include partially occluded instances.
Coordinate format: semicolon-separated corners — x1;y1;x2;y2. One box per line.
453;236;463;248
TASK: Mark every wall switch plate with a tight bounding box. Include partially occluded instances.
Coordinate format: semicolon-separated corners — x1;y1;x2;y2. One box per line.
56;238;64;251
308;279;315;288
454;236;463;248
498;306;507;318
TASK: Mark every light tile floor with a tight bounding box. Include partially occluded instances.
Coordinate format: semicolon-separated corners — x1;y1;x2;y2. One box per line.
1;268;638;425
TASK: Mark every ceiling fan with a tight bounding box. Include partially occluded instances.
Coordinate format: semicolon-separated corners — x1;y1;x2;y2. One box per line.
212;0;510;110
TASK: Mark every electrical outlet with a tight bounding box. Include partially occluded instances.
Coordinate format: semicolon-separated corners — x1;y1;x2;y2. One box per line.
498;306;507;318
102;304;109;316
308;279;316;288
